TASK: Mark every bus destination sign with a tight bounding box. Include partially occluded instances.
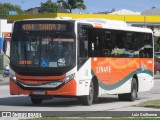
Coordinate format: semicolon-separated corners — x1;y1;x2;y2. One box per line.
22;24;67;31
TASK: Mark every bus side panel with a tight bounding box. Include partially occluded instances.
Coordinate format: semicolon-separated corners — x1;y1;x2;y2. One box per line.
91;58;154;95
137;58;154;92
91;57;127;95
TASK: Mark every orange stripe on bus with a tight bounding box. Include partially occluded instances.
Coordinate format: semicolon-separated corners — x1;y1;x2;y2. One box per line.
91;58;153;85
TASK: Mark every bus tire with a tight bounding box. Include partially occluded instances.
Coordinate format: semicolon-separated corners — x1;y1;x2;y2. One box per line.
79;80;94;106
127;78;138;101
118;78;137;101
30;97;43;104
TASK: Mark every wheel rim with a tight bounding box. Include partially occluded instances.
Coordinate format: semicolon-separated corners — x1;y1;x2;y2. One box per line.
132;82;137;99
89;82;94;101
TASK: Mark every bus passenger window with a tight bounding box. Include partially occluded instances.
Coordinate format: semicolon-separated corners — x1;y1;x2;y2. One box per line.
102;31;112;56
134;33;153;58
105;32;111;41
88;28;102;57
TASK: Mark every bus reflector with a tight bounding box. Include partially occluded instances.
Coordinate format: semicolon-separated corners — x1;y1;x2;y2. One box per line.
94;23;102;28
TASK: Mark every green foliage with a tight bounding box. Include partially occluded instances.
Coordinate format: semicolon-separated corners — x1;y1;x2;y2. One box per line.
155;44;160;52
39;0;58;13
155;38;160;52
0;3;23;19
57;0;87;13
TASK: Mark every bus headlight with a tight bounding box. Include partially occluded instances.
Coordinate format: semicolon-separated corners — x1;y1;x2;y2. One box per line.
10;72;16;81
64;74;75;83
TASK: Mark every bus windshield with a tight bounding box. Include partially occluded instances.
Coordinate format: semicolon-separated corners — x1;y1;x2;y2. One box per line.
11;21;76;74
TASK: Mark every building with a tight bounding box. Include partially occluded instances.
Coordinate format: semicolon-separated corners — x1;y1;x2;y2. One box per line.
141;7;160;16
109;9;141;15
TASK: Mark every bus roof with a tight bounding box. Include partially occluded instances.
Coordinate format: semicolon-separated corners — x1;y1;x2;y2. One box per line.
14;18;153;34
76;18;153;33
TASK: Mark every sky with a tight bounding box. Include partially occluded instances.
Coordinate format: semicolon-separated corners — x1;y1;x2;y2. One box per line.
1;0;160;13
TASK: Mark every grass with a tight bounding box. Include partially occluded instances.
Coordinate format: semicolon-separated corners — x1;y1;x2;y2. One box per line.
136;99;160;109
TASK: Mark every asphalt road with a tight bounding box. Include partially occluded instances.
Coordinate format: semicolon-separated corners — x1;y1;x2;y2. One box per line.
0;77;160;117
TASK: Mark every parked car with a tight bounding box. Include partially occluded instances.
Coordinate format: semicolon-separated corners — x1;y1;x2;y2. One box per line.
154;61;160;74
3;65;9;77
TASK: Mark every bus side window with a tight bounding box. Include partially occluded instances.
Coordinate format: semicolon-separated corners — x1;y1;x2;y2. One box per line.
144;34;153;58
134;33;153;58
88;28;103;57
111;30;126;57
123;32;135;58
102;31;112;56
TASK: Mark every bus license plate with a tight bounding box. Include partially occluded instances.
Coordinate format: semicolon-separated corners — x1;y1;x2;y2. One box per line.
31;90;46;95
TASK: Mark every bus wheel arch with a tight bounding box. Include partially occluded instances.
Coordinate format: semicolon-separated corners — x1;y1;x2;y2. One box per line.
78;76;99;105
118;75;138;101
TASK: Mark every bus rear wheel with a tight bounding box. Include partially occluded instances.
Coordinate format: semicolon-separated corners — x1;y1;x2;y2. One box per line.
79;80;94;106
118;78;138;101
30;97;43;104
128;78;138;101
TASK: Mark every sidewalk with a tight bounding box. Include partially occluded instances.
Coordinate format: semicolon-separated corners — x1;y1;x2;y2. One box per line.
0;75;9;85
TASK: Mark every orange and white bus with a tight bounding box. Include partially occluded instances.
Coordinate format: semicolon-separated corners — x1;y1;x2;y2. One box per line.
7;18;154;105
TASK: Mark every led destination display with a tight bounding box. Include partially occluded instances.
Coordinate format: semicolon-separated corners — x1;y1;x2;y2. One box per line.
22;24;67;31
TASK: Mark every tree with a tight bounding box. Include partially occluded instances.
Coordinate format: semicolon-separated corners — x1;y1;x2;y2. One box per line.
39;0;58;13
0;3;23;19
57;0;87;13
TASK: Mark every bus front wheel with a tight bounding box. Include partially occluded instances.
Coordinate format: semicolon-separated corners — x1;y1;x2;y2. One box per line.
79;80;94;106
